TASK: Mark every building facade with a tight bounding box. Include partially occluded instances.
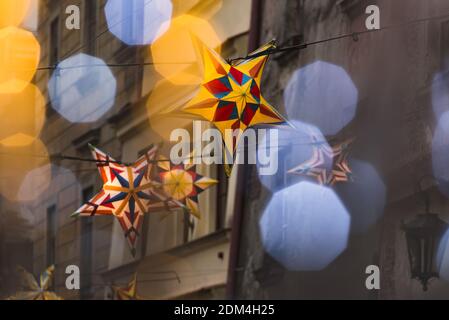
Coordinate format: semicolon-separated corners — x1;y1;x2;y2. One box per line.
0;0;252;300
232;0;449;300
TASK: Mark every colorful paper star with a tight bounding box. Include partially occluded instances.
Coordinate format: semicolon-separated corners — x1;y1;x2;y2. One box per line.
8;265;63;300
183;39;287;167
112;274;142;300
73;144;183;256
155;156;218;219
288;139;354;186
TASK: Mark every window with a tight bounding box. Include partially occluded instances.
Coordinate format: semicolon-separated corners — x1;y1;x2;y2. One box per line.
49;17;59;66
84;0;97;54
80;186;94;299
441;20;449;68
216;165;228;231
46;205;57;267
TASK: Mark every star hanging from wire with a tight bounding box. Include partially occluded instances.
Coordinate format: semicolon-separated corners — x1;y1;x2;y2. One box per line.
183;38;287;171
112;273;142;300
73;144;184;256
153;156;218;219
288;138;354;186
8;265;63;300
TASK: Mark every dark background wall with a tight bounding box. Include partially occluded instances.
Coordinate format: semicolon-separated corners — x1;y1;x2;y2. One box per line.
233;0;449;300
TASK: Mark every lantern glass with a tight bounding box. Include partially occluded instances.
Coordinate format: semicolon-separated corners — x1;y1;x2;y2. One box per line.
403;213;448;291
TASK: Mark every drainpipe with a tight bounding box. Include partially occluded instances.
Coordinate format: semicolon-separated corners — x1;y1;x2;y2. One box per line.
226;0;262;300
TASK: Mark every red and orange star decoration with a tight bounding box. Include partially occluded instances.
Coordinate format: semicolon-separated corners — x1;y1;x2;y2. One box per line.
73;144;184;256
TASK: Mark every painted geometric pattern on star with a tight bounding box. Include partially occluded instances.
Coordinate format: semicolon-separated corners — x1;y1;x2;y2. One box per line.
74;145;183;255
288;138;354;186
183;39;287;164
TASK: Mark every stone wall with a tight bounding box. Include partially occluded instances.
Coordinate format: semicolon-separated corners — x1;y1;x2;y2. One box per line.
235;0;449;299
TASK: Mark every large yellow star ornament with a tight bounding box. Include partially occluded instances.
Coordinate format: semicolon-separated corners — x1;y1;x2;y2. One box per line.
183;39;287;166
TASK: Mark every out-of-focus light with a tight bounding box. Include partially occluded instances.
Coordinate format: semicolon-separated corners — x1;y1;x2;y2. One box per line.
105;0;172;46
146;78;198;140
0;83;45;146
335;159;386;233
0;0;31;28
48;53;117;123
21;0;38;31
432;70;449;118
16;163;52;202
437;228;449;283
151;14;222;85
256;120;332;193
432;111;449;197
260;181;350;271
0;26;40;93
0;138;50;202
20;165;80;226
284;61;358;135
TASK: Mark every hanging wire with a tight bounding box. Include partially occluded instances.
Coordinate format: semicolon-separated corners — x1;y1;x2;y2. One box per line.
34;11;449;70
14;7;449;164
0;134;349;167
229;10;449;63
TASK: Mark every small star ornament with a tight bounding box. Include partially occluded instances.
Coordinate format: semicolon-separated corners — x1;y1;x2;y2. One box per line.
113;273;142;300
8;265;63;300
288;138;354;186
155;156;218;219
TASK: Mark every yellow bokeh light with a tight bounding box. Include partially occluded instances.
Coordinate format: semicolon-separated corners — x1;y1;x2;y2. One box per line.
172;0;223;19
0;0;31;28
0;83;45;146
0;26;40;93
147;78;200;141
150;15;222;85
0;138;50;202
1;133;36;147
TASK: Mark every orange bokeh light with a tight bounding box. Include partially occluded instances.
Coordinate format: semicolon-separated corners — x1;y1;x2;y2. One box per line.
0;0;31;29
0;138;51;202
0;26;40;93
150;15;222;85
147;78;199;141
0;83;45;147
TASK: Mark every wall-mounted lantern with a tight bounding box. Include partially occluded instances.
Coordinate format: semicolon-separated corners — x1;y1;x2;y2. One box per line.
402;177;449;291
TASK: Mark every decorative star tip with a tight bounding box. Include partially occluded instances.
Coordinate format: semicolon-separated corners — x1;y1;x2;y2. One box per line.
113;273;142;300
74;145;184;255
71;212;80;218
183;38;288;174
